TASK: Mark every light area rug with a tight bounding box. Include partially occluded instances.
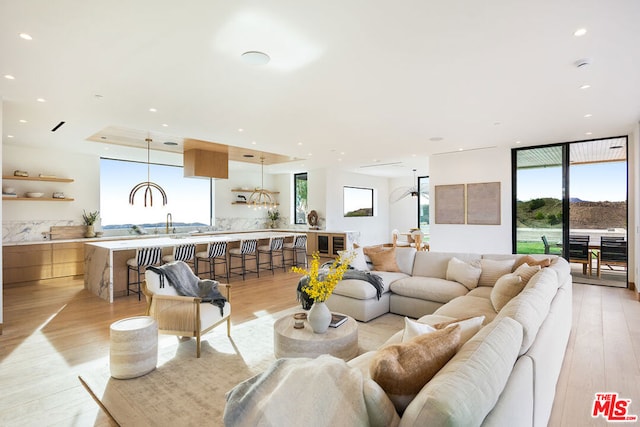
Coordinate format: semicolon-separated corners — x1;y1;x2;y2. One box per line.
79;307;404;427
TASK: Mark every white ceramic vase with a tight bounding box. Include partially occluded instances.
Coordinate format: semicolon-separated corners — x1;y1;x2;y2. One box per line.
308;301;331;334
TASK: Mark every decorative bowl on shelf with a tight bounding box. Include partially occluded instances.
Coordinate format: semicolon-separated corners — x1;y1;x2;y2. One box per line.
26;192;44;198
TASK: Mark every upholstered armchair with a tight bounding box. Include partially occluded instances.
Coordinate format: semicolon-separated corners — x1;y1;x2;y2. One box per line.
142;267;231;358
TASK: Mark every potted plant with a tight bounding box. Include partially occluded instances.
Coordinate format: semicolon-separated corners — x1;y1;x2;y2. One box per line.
267;209;280;229
82;210;99;238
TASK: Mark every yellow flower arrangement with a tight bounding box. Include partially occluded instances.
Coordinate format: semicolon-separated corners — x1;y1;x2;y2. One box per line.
292;251;354;303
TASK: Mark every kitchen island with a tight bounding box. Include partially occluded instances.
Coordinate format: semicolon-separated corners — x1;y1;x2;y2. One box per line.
84;231;305;302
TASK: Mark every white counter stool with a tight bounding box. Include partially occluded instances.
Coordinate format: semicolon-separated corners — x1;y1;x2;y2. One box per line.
195;241;229;282
110;316;158;379
284;234;308;268
229;239;259;280
127;247;162;301
257;236;285;275
162;243;196;270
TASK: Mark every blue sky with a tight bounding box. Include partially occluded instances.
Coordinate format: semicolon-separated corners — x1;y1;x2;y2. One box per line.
100;159;211;227
517;161;627;202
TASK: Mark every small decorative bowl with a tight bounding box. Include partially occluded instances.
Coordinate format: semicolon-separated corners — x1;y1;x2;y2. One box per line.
26;192;44;198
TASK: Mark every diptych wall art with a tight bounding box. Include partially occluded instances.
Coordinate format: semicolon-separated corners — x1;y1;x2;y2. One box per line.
434;182;501;225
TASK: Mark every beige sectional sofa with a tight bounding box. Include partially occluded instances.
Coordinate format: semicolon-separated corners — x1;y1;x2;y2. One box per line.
327;247;572;426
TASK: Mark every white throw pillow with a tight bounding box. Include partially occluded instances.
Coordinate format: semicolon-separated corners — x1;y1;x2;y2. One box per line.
513;263;541;286
402;317;436;342
339;247;370;271
446;257;482;290
433;316;485;347
490;273;524;312
478;259;515;287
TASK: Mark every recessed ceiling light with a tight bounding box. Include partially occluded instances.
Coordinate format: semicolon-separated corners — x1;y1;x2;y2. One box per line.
338;158;343;162
94;94;103;99
515;140;521;144
458;148;463;151
251;141;257;145
149;108;157;112
238;128;244;132
297;142;303;146
585;132;593;135
19;119;27;123
574;28;587;37
100;136;107;140
340;152;345;155
241;51;270;65
36;98;46;103
19;33;33;40
584;113;592;118
164;141;178;146
161;123;168;127
308;153;313;157
7;135;14;138
580;84;591;90
4;74;15;80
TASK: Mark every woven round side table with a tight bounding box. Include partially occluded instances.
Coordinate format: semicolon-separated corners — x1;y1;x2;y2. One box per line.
109;316;158;379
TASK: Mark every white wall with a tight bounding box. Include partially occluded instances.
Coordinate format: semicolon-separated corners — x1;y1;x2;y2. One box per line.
388;176;420;232
630;123;639;291
429;147;513;254
3;145;100;223
1;100;3;332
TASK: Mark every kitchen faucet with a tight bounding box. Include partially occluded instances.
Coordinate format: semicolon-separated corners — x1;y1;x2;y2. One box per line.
166;213;173;234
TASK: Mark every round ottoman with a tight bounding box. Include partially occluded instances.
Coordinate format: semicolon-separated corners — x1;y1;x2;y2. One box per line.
110;316;158;379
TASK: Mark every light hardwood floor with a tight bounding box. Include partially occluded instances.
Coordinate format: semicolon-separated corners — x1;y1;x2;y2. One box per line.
1;270;638;426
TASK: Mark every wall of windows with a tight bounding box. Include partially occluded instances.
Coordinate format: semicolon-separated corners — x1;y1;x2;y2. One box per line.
100;158;212;232
294;172;308;224
418;176;430;236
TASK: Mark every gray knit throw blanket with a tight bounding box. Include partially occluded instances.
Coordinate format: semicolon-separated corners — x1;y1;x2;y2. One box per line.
147;261;226;316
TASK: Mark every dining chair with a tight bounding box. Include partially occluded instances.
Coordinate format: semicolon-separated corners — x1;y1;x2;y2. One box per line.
257;236;286;274
127;246;163;300
568;235;592;275
597;237;627;277
195;241;229;282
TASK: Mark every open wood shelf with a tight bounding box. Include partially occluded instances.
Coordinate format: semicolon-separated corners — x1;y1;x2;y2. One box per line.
3;197;75;201
3;175;74;183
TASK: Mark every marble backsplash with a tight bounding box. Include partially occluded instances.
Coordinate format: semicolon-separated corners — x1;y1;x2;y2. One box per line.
2;216;311;243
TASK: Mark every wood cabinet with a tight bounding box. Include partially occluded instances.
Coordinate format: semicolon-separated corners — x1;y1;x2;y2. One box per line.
3;242;85;284
2;175;75;201
306;232;349;257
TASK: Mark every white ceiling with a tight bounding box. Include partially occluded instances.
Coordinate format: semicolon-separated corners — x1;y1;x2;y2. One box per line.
1;1;639;178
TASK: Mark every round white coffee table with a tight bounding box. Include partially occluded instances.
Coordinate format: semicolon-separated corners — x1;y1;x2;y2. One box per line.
274;313;358;360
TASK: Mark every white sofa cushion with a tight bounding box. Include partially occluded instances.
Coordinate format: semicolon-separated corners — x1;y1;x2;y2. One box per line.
402;317;436;341
434;295;497;325
395;247;417;275
333;272;408;300
446;257;481;290
466;286;492;299
390;277;468;304
399;317;523;427
495;268;557;355
478;258;515;287
411;251;481;279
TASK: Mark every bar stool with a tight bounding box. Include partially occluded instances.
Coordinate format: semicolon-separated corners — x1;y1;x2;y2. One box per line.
257;236;286;275
229;239;259;280
162;243;196;270
284;234;308;268
127;247;162;301
195;241;229;282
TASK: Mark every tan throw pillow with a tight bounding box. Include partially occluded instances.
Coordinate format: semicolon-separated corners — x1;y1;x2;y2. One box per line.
513;255;551;271
433;316;485;347
370;325;461;413
446;257;481;290
490;273;524;312
364;247;400;272
478;259;515;287
513;263;541;286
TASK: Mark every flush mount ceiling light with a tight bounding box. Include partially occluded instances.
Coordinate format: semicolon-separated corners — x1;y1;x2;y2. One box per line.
247;157;277;210
241;51;270;65
129;137;168;207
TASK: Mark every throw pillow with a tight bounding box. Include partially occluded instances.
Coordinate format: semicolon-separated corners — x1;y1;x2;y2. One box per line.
432;315;485;347
364;247;400;272
478;259;515;287
446;257;482;290
339;247;370;271
490;273;524;312
402;317;436;342
513;255;551;271
513;263;542;286
370;325;461;414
